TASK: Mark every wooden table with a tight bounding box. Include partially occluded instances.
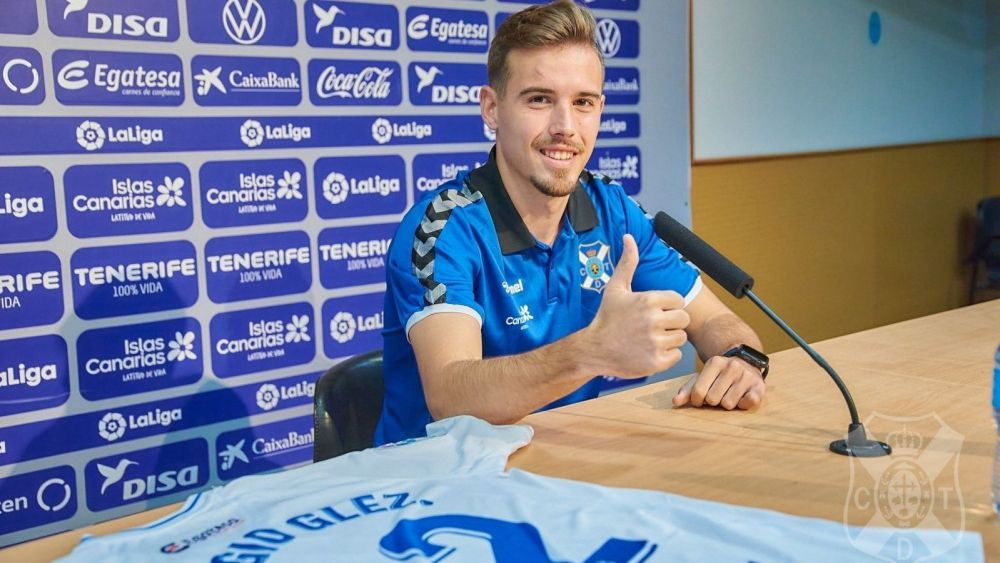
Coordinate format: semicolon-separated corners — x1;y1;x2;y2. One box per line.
6;301;1000;560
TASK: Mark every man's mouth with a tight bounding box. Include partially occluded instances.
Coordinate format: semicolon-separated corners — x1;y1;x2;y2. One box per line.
540;149;575;161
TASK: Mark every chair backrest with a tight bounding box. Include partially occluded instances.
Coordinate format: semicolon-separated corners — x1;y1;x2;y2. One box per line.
313;349;384;462
975;197;1000;278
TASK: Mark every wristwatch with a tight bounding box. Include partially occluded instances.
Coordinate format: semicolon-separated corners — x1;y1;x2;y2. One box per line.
722;344;769;380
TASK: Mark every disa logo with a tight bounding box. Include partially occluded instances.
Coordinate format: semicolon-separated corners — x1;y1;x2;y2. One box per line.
60;0;174;39
311;2;395;48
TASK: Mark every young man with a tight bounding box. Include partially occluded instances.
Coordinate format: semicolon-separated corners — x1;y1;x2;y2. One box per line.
374;0;767;444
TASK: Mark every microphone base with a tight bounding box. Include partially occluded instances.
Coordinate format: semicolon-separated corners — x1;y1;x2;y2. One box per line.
829;423;892;457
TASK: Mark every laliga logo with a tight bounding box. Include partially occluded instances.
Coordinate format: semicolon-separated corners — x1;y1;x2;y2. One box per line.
77;120;105;151
595;19;622;57
330;310;382;343
322;172;349;205
371;118;392;144
98;412;127;442
240;119;265;148
371;118;432;144
329;312;356;343
256;383;280;411
223;0;267;45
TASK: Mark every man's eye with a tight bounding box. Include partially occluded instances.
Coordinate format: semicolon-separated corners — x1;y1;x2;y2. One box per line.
528;95;549;104
576;98;595;107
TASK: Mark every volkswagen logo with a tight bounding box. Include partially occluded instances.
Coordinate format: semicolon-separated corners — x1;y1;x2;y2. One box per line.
595;19;621;58
223;0;267;45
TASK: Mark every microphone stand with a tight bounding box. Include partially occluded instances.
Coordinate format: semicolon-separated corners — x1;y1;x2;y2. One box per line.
744;289;891;457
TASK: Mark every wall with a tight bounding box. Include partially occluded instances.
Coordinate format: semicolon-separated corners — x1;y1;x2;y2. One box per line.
0;0;684;547
986;0;1000;135
693;0;988;159
690;0;995;351
692;141;988;352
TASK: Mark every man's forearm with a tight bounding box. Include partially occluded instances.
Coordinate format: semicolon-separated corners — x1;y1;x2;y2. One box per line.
690;311;762;361
420;328;600;424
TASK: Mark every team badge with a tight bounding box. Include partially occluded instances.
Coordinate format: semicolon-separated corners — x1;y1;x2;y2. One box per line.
579;241;613;293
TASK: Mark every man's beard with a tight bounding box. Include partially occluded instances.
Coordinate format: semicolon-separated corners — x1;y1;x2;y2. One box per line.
529;171;578;198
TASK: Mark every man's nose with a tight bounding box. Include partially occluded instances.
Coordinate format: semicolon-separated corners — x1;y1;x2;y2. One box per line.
548;102;576;138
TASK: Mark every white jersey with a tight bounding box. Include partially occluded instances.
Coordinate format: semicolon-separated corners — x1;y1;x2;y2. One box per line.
60;417;982;562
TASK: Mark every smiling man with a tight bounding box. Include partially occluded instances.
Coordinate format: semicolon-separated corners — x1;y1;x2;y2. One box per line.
375;0;768;444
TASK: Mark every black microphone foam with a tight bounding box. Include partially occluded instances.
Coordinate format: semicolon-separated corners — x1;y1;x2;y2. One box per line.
653;211;754;298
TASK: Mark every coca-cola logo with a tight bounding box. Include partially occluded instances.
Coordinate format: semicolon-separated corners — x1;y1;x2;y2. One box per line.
315;64;394;100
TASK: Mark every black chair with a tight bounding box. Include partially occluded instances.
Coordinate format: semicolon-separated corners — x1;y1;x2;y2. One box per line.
968;196;1000;304
313;349;384;462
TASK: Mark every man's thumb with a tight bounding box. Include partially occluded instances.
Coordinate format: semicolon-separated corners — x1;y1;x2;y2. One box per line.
607;234;639;290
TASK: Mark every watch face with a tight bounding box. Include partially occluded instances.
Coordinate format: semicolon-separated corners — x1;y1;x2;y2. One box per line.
740;345;768;366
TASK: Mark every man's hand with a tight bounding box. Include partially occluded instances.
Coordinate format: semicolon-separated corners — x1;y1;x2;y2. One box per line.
583;234;690;378
672;355;765;410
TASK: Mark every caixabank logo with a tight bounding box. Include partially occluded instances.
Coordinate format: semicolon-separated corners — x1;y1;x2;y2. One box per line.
64;162;192;238
305;0;398;50
317;223;393;289
238;118;312;149
315;155;405;219
412;152;487;194
587;146;641;195
0;0;39;35
210;302;315;378
322;292;383;360
0;251;63;331
0;466;76;536
308;58;400;106
54;49;183;106
0;46;45;105
408;62;485;106
200;159;307;228
0;166;57;244
74;119;165;152
187;0;297;46
0;335;70;417
216;415;314;481
192;55;301;107
604;67;639;105
76;318;202;402
205;230;312;303
85;439;208;512
47;0;179;42
405;7;488;53
70;240;198;320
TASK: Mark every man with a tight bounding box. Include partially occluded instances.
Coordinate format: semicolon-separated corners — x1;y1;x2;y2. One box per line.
374;0;767;445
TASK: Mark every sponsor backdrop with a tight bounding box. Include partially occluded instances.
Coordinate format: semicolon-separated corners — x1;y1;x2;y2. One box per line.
0;0;688;546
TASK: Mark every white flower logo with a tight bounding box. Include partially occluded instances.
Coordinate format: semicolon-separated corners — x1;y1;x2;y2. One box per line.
276;170;302;200
322;171;350;205
240;119;265;148
285;314;311;343
98;412;127;442
155;176;187;207
621;155;639;179
330;312;356;343
371;118;392;144
167;331;197;362
76;120;106;151
256;384;280;411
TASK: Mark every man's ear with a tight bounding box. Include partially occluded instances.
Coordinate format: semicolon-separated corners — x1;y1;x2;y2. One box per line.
480;85;499;130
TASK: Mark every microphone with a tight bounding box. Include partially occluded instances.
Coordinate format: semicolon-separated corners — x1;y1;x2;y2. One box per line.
653;211;891;458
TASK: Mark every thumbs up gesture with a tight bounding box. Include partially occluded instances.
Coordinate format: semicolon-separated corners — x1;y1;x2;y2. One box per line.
584;235;690;379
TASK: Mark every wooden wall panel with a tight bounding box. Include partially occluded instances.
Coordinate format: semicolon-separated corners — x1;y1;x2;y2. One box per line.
691;140;989;352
